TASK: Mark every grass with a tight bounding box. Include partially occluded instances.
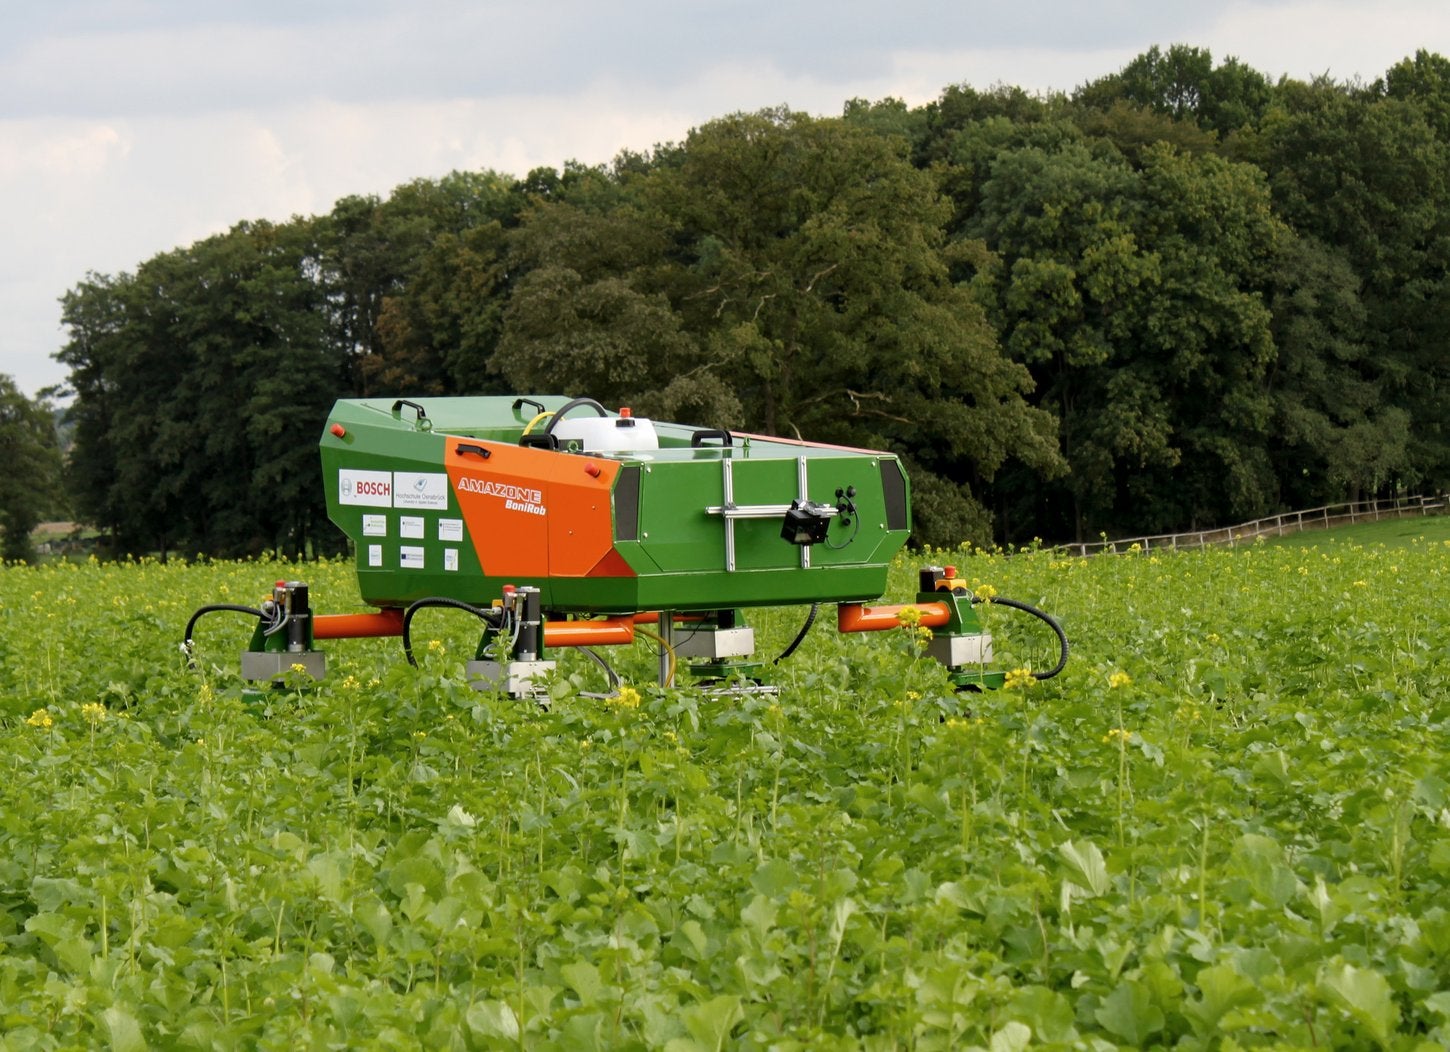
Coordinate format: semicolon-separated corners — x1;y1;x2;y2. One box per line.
1259;510;1450;548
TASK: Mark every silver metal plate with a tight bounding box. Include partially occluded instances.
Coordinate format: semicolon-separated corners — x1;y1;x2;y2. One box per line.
672;626;756;660
240;650;327;681
466;659;556;697
927;633;993;668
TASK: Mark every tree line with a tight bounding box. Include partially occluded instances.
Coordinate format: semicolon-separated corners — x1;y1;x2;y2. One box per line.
34;45;1450;559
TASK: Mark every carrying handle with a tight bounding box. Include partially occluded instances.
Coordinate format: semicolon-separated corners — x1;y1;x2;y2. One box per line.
690;429;734;447
391;400;431;430
512;397;546;416
455;443;491;459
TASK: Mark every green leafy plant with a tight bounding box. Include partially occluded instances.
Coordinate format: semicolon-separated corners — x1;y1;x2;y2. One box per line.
2;536;1449;1046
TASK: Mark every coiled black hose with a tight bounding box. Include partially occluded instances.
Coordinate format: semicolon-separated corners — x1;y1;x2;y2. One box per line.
182;604;264;669
974;595;1070;680
402;596;501;667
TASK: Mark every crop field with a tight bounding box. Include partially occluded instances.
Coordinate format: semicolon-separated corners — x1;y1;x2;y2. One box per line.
2;536;1449;1050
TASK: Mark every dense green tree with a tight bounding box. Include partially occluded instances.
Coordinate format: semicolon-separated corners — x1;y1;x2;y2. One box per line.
59;220;347;558
49;49;1450;554
0;376;64;561
373;171;522;393
1265;233;1408;504
970;139;1283;537
915;83;1057;167
1263;74;1450;487
1382;49;1450;139
1075;45;1274;136
1071;101;1219;165
497;108;1063;545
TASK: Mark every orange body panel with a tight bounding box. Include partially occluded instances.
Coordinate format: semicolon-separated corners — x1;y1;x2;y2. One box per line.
837;601;952;633
444;441;633;580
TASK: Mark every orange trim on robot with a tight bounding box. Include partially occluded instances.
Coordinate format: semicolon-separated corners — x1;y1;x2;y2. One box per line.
543;617;636;647
836;601;952;633
313;609;406;639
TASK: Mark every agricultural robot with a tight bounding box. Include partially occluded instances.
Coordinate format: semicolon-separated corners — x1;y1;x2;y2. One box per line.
184;396;1068;696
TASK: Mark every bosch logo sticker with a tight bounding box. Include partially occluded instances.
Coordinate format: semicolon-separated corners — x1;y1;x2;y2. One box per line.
339;470;449;510
456;476;547;516
339;469;393;508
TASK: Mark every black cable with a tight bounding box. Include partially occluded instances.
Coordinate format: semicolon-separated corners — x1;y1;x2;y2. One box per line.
402;597;501;667
824;493;860;550
541;397;609;437
774;603;819;664
578;646;621;692
973;595;1070;681
182;604;263;669
823;516;860;550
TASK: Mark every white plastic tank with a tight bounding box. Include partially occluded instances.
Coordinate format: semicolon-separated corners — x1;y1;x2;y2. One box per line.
551;414;660;452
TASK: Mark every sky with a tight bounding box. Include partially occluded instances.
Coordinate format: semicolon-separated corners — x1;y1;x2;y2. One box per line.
3;1;1447;398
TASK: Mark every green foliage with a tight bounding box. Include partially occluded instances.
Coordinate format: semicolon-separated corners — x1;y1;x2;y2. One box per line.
1074;44;1274;136
0;376;64;561
50;47;1450;552
971;135;1285;535
498;108;1062;536
58;221;348;558
4;534;1450;1045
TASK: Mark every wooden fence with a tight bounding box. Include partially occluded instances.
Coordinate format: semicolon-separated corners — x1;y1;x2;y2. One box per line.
1063;494;1449;557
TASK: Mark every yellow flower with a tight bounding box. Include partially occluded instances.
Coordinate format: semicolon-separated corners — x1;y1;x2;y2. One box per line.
944;716;985;734
1003;666;1034;690
609;686;642;710
26;708;53;729
916;626;934;646
896;605;923;627
427;638;446;654
290;663;308;675
81;702;108;725
973;583;999;602
1103;727;1131;744
579;738;593;752
1108;671;1132;690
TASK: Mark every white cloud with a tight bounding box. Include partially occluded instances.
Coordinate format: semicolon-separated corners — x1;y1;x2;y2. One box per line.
1201;0;1446;84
